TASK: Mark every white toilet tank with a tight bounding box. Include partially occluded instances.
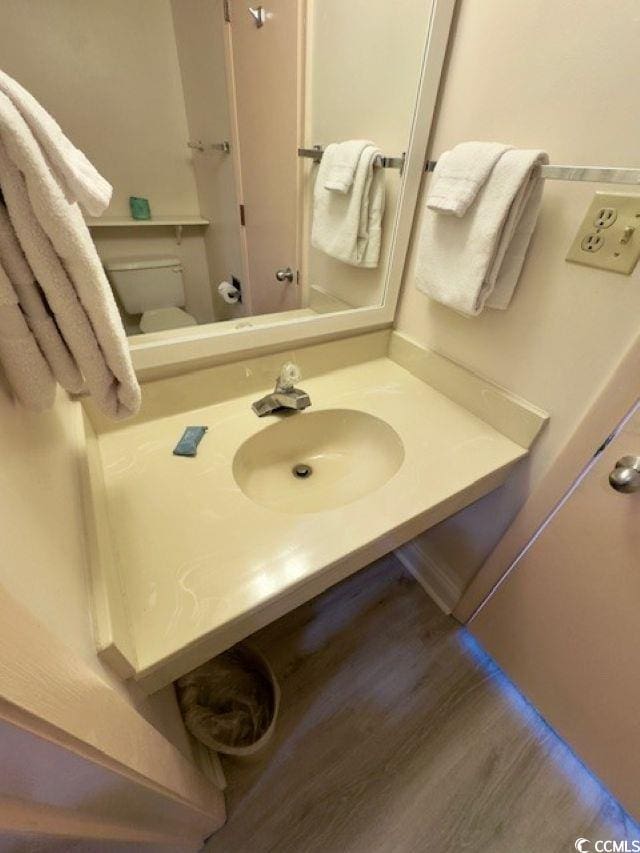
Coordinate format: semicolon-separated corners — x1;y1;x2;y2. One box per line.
104;256;186;314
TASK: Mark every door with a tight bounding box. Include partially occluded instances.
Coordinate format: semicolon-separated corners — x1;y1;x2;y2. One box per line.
470;403;640;819
226;0;302;315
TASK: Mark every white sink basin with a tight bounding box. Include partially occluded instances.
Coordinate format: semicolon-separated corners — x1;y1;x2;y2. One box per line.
232;409;405;514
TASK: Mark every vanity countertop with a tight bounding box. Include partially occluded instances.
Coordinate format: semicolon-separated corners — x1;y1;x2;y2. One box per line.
90;356;529;692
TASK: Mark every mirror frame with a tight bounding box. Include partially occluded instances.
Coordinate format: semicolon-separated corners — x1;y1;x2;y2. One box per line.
128;0;456;374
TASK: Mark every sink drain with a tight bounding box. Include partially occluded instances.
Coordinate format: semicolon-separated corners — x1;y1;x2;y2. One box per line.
292;463;313;479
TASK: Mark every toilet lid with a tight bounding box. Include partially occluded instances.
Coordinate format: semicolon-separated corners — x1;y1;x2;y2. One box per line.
140;307;198;333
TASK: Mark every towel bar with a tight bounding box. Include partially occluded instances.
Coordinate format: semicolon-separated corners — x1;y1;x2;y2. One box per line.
188;140;230;154
300;148;640;185
425;160;640;185
298;146;405;171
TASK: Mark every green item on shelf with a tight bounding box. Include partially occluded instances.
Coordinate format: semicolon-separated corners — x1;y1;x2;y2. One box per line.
129;196;151;220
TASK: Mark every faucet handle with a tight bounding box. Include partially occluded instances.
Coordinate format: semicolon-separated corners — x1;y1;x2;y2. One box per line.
277;361;301;391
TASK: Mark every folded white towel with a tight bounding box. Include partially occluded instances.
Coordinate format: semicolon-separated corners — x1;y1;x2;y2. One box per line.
323;140;373;194
311;144;385;268
0;203;84;394
0;88;140;418
0;69;112;216
416;147;548;316
0;259;55;411
426;141;512;217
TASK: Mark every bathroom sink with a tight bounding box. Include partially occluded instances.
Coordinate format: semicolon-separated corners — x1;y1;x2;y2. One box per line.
232;409;405;514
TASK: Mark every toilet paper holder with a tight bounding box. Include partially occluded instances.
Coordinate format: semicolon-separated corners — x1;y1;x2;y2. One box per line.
218;277;242;304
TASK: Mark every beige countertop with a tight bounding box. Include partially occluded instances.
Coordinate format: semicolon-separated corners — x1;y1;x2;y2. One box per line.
92;355;529;692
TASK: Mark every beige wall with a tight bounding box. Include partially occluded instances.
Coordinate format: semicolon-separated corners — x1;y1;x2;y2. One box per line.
1;0;198;217
0;0;214;324
394;0;640;589
0;378;191;756
303;0;432;309
171;0;244;323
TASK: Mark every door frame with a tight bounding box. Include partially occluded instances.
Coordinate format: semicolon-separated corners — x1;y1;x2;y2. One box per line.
454;332;640;622
222;0;252;313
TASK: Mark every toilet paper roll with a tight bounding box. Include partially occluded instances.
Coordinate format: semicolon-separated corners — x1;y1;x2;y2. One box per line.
218;280;240;304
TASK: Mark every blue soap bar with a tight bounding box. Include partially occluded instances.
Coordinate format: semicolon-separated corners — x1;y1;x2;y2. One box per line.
173;426;208;457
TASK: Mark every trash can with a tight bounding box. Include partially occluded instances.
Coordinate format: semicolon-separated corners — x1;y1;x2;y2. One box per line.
176;642;280;759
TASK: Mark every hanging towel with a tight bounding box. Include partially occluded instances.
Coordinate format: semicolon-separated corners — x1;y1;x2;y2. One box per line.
0;202;83;395
426;141;511;217
0;80;140;419
415;146;548;317
323;140;373;194
0;69;112;216
311;143;385;268
0;259;55;411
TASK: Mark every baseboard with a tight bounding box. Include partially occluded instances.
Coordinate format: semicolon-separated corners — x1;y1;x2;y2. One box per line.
394;538;466;615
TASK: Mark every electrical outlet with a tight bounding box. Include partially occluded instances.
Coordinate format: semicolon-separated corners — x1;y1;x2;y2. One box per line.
594;206;617;229
567;192;640;274
581;233;604;252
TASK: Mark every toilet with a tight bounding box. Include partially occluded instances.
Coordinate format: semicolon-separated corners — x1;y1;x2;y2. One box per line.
104;256;198;334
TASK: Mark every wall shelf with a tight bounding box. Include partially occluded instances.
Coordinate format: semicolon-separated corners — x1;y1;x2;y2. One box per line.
85;215;210;245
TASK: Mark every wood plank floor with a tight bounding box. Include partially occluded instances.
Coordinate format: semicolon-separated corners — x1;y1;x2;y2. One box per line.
206;555;637;853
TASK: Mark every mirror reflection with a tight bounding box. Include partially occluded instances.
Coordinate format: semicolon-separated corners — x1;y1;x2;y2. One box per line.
2;0;432;337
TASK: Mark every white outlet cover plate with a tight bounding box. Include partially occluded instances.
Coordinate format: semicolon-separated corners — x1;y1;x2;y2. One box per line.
566;192;640;275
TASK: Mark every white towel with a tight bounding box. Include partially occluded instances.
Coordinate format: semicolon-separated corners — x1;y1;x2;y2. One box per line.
323;140;373;194
0;202;84;395
0;85;140;419
311;144;385;268
426;141;511;218
0;69;112;216
416;147;548;317
0;259;55;411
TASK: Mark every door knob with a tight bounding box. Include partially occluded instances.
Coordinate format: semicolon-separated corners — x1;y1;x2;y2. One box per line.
609;455;640;493
275;267;294;283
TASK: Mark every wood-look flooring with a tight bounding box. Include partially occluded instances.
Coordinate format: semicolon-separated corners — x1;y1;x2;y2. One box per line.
206;554;636;853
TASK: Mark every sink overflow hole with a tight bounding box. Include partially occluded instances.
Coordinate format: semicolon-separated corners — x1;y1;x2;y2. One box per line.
292;463;313;479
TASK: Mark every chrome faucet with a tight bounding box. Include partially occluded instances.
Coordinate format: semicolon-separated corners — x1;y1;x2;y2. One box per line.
251;362;311;417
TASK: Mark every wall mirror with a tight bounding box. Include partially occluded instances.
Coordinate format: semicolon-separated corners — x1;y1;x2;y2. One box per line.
1;0;454;369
